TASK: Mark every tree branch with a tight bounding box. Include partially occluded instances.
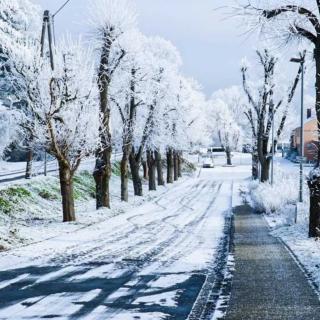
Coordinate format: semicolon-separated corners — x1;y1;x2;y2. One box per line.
291;25;317;44
262;5;320;34
241;66;259;114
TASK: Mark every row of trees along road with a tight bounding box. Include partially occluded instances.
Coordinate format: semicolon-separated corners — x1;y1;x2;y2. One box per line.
0;0;209;222
238;0;320;237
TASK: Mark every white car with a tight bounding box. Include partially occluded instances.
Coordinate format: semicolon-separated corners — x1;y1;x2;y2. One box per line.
202;158;214;168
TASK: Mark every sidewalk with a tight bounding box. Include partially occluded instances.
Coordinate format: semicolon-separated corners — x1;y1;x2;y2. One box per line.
224;205;320;320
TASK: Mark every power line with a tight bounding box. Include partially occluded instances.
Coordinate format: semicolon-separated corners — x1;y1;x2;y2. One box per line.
53;0;72;18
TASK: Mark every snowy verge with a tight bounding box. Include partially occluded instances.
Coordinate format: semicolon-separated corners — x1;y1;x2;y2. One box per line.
247;168;299;214
0;160;196;251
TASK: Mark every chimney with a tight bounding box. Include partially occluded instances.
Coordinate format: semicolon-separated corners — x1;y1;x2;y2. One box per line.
307;108;312;119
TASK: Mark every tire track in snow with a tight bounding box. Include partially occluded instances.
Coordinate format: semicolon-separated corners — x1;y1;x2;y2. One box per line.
102;181;224;319
55;182;202;265
188;181;234;320
46;181;199;266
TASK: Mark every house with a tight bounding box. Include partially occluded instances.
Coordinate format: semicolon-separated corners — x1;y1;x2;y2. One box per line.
291;109;318;162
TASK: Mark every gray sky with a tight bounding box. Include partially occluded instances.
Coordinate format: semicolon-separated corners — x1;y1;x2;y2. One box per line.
34;0;257;97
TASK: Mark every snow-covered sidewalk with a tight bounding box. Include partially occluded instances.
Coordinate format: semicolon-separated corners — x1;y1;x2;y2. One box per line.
247;156;320;296
0;166;250;319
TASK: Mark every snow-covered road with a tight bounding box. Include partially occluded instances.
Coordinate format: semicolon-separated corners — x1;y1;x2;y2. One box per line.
0;166;250;320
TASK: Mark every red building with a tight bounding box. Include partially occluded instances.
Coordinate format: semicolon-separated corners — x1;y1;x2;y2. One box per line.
291;116;318;162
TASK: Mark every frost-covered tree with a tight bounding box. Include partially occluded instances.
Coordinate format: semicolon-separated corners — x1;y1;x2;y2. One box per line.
212;99;242;166
211;86;247;131
0;0;40;86
89;0;136;208
0;102;19;159
4;41;44;178
142;38;184;190
0;0;40;174
210;86;247;165
121;36;183;195
241;50;302;182
109;30;146;201
12;40;100;222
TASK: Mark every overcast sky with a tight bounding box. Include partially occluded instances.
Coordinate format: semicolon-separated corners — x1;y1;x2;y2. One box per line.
33;0;258;97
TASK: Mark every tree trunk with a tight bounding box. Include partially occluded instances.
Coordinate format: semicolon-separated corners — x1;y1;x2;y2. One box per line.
177;151;182;178
142;160;148;180
167;148;174;184
252;140;259;180
94;147;111;209
95;37;113;209
174;151;179;181
155;150;165;186
252;150;259;180
120;145;130;202
226;148;232;166
308;176;320;238
315;46;320;167
147;150;156;191
129;153;143;196
305;47;320;237
25;149;33;179
58;161;75;222
260;159;270;183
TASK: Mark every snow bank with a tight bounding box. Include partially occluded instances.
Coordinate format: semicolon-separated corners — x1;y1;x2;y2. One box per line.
248;167;301;214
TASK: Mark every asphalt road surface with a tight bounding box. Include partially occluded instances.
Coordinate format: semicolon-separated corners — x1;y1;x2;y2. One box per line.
224;205;320;320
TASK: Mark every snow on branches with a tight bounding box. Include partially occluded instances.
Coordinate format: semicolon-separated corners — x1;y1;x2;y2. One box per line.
0;0;213;213
209;87;245;165
235;0;319;48
0;0;41;157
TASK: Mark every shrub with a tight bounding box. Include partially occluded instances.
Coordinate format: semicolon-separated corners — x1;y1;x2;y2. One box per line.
248;168;299;213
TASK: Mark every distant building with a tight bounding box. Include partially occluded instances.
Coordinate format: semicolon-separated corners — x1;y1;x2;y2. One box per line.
291;108;318;162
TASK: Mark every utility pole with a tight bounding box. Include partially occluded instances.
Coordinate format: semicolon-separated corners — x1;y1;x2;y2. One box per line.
40;10;55;70
40;10;55;176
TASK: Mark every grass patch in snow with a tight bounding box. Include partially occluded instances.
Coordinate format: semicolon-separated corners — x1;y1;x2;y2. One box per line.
112;161;121;177
38;189;59;201
182;158;197;173
0;187;32;215
73;170;96;200
0;197;12;214
0;170;99;249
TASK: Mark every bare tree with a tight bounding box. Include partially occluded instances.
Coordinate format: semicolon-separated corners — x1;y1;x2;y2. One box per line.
241;50;302;182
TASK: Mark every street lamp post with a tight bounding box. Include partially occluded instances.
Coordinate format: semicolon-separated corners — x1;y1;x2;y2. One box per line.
290;51;306;203
271;103;275;185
